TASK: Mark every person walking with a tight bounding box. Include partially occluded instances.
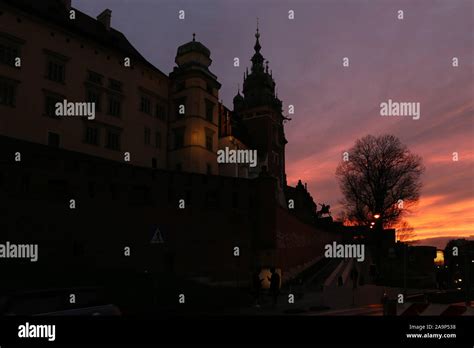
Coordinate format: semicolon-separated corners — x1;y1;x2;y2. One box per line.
252;268;263;307
267;268;280;308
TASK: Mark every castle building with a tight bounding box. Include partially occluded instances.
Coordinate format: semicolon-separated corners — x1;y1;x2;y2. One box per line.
0;0;288;189
0;0;341;289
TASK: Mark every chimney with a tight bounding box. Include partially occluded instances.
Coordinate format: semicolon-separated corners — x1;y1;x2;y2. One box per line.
97;9;112;31
60;0;72;11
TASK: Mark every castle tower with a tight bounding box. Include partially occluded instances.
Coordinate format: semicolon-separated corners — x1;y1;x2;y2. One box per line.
233;24;288;188
168;34;221;174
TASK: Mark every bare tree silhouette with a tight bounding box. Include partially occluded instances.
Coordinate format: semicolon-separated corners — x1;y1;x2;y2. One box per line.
336;134;424;228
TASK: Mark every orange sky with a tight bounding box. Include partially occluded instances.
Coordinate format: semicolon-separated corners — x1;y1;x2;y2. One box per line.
286;141;474;246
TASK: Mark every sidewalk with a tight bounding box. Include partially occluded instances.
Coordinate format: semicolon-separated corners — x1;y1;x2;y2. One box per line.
241;284;392;315
240;289;326;315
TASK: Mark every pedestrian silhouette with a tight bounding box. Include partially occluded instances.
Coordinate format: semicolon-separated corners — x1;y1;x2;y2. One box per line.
350;266;359;289
381;290;389;316
267;268;280;308
252;268;263;307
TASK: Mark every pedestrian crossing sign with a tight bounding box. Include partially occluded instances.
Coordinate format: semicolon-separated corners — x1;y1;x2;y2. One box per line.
150;225;165;244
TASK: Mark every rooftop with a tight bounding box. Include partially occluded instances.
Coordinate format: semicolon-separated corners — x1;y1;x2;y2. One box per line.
1;0;167;77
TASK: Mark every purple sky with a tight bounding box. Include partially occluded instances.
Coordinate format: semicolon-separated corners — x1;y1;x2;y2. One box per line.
75;0;473;247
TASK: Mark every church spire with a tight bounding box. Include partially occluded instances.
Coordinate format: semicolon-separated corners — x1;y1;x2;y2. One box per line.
251;18;264;73
254;18;261;53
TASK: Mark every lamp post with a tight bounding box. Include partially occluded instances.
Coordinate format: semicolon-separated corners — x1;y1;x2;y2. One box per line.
403;243;407;298
465;251;472;307
373;214;381;232
370;213;382;282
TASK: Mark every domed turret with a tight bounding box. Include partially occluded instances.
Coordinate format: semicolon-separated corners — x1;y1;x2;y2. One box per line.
175;33;212;68
233;85;244;111
176;33;210;58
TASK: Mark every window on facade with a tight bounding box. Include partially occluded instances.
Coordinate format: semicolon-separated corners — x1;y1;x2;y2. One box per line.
107;95;121;117
155;103;166;120
109;78;122;92
155;131;161;149
46;58;65;83
84;125;99;145
44;92;63;118
144;127;151;145
205;128;214;151
106;130;120;150
87;71;103;85
206;134;213;151
0;77;16;106
173;128;185;149
0;38;20;67
205;99;214;122
86;89;101;112
48;132;60;147
140;95;151;114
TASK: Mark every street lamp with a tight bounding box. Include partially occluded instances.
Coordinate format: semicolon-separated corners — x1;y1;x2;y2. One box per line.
374;214;380;219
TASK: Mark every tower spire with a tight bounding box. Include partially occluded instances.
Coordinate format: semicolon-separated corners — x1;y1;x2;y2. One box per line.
250;18;264;73
254;17;261;53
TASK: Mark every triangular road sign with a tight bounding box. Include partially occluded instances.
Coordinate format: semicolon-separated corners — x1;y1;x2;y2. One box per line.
151;226;165;244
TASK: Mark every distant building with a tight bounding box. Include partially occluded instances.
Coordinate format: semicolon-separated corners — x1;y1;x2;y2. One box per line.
434;249;444;266
381;243;437;288
444;239;474;290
